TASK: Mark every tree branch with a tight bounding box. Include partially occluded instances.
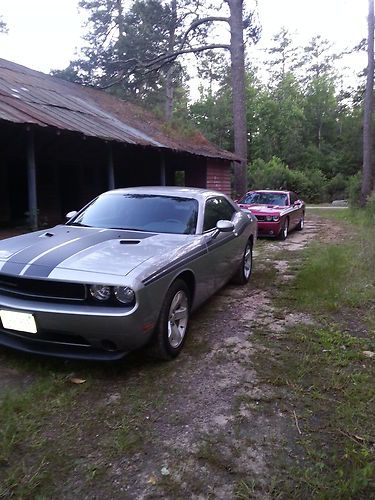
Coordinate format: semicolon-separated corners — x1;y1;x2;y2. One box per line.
178;16;229;50
100;43;231;89
111;43;231;72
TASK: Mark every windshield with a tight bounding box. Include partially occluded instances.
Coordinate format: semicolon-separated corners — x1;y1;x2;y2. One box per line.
67;194;199;234
239;192;289;206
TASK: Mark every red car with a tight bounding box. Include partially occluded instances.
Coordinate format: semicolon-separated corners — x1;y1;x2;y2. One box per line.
237;190;305;240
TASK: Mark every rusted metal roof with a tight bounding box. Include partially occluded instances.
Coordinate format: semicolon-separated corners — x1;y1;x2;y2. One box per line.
0;58;237;161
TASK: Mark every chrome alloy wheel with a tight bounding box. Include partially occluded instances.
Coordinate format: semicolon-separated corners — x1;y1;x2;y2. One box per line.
167;290;189;348
244;244;252;279
300;217;304;229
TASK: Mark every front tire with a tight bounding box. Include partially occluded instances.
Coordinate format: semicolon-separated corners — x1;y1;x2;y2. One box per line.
279;218;289;240
296;213;305;231
148;279;190;360
232;240;253;285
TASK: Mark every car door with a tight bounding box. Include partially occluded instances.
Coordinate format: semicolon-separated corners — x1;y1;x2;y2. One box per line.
289;192;302;229
202;196;239;291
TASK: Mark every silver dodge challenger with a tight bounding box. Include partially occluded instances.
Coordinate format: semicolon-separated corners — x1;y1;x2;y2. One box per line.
0;187;257;361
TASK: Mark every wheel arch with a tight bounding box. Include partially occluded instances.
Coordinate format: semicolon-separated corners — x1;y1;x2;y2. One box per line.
173;270;195;304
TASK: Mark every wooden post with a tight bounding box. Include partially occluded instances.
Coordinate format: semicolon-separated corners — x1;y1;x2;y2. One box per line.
107;143;115;190
27;128;38;230
160;152;166;185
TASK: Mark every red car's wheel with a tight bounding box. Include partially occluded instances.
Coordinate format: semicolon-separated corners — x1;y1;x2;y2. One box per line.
279;218;289;240
296;213;305;231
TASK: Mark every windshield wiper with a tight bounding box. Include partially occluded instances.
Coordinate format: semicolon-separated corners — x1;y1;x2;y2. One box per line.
68;222;92;227
108;227;142;231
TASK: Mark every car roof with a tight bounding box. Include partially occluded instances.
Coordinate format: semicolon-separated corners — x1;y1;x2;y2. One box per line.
104;186;232;202
246;190;290;195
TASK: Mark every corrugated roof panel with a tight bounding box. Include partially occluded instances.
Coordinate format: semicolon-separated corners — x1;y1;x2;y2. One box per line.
0;59;237;161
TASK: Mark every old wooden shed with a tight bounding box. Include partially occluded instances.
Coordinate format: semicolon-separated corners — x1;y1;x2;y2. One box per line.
0;59;236;229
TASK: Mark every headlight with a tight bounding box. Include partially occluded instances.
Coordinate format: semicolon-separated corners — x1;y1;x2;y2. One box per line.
89;285;111;301
114;286;135;305
272;216;280;221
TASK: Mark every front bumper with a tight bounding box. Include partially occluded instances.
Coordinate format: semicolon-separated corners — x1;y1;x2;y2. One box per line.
256;221;282;237
0;294;156;360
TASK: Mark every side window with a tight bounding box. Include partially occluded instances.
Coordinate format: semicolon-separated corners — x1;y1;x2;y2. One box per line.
289;192;297;205
203;197;236;232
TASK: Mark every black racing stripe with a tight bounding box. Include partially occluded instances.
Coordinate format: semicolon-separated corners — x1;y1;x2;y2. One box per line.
142;247;207;286
21;230;155;278
206;233;236;251
0;262;26;276
1;228;77;274
2;228;155;276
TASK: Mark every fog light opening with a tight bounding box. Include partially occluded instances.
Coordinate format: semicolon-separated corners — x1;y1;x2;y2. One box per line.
101;340;118;352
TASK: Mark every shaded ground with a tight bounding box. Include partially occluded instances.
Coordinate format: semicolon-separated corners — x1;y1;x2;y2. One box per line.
0;214;349;498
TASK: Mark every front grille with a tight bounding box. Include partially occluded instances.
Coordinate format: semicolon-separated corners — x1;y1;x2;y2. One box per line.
255;215;266;221
0;274;86;301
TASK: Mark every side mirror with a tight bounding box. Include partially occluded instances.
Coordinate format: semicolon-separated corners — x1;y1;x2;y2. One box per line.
65;210;77;220
216;220;234;232
211;220;234;239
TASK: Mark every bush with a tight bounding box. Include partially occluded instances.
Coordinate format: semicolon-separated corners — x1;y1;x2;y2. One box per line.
326;173;348;201
348;172;362;207
365;192;375;218
247;156;327;202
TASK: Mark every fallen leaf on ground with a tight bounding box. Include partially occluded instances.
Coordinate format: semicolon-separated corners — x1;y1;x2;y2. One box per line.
362;351;375;359
70;377;86;384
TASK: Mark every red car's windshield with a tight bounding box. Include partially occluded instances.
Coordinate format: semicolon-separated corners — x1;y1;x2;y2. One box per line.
239;192;289;206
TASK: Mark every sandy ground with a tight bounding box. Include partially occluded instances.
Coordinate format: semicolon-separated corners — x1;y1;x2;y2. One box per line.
0;214;345;497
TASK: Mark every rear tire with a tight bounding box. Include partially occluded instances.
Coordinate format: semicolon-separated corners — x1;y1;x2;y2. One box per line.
148;279;190;360
232;240;253;285
278;218;289;240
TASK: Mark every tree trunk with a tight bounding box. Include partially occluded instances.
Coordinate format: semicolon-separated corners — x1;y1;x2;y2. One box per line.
226;0;247;197
165;0;177;121
361;0;375;206
165;65;174;121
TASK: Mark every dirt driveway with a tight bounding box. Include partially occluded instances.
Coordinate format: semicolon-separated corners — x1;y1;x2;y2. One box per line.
0;214;345;498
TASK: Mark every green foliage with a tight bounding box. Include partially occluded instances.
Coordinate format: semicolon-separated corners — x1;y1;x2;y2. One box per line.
326;173;348;200
190;29;363;203
189;79;234;151
247;156;327;201
348;172;362;207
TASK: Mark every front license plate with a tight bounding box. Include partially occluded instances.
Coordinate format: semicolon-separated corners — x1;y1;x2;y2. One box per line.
0;310;37;334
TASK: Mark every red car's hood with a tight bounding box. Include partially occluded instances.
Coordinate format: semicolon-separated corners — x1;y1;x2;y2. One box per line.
238;203;285;215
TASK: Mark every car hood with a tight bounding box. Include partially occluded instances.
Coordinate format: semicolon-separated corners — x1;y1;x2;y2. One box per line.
0;225;193;280
238;203;284;215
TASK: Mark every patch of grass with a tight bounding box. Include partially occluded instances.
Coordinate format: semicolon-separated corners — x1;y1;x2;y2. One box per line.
197;433;239;474
251;263;278;289
0;375;85;497
281;229;374;312
0;352;173;497
253;324;375;498
251;209;375;497
112;418;144;454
